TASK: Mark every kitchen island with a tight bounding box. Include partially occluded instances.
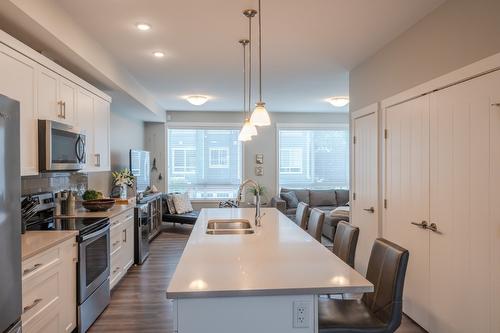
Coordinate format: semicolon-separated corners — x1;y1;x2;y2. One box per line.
167;208;373;333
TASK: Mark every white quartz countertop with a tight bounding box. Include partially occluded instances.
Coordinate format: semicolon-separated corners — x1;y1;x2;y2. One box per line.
166;208;373;298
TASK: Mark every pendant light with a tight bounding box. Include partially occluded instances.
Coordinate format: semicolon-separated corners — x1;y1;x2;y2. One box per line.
250;0;271;126
238;39;256;141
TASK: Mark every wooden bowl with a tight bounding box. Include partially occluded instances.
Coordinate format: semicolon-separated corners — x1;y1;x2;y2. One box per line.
82;199;115;212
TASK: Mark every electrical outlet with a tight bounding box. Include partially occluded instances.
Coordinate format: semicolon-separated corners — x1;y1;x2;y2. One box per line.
293;301;310;328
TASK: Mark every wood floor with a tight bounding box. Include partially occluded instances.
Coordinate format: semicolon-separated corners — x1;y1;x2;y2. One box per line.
89;224;427;333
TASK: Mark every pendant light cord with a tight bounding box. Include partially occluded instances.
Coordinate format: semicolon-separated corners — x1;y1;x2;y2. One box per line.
258;0;262;102
248;14;252;116
242;41;247;120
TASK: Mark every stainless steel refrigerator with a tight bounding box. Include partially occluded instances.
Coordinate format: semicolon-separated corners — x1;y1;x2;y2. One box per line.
0;94;22;333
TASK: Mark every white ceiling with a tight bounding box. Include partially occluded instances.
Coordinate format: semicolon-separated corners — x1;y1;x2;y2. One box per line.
54;0;444;113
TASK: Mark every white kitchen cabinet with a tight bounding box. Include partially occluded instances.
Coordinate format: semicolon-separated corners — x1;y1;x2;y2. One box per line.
0;44;38;175
22;237;77;333
37;67;77;126
92;96;110;171
109;209;135;290
383;70;500;333
76;88;94;170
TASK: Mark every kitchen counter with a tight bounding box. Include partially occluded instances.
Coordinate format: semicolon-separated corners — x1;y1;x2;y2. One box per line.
167;208;372;299
55;202;135;219
22;230;78;261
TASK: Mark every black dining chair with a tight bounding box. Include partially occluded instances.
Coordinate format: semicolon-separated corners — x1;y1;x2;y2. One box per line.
319;238;409;333
331;221;359;268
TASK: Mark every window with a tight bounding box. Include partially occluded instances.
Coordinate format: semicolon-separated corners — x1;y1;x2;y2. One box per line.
168;128;242;199
209;147;229;169
278;126;349;189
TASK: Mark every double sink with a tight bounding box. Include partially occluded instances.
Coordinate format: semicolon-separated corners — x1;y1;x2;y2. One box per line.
206;219;255;235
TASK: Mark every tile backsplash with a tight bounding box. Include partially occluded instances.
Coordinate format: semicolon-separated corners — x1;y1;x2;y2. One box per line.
21;172;88;196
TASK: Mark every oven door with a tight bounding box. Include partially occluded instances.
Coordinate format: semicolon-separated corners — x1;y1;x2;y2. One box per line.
39;120;86;171
78;225;110;303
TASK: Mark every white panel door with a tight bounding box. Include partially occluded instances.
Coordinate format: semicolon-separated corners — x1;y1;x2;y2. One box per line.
0;44;38;175
428;70;500;333
384;95;430;330
351;110;378;276
58;77;77;125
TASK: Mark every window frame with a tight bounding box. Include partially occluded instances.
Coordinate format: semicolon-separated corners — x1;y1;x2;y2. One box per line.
276;123;349;192
166;123;244;201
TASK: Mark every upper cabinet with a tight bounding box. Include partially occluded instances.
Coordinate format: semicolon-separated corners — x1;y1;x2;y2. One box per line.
0;30;111;175
0;44;38;176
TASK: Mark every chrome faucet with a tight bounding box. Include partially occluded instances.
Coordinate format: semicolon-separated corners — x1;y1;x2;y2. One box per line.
236;179;264;227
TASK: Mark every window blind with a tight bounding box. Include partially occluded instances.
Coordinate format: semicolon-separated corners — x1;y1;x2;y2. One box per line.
278;127;349;189
167;128;242;199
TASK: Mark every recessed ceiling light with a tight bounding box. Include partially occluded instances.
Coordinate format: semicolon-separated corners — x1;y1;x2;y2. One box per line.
186;95;209;106
153;51;165;58
136;23;151;31
327;96;350;107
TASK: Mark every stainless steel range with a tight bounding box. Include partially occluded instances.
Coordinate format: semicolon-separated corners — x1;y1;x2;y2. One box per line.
24;192;110;333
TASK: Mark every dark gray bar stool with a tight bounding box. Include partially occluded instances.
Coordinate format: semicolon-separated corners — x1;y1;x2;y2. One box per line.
331;221;359;268
295;202;309;230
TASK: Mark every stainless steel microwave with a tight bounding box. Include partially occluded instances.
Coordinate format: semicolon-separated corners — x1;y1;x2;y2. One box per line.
38;120;86;171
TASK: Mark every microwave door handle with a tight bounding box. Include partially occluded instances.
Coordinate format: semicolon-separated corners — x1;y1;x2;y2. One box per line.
80;136;86;163
75;136;82;163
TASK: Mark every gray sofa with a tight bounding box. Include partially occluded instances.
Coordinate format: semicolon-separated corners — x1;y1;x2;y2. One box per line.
270;188;350;241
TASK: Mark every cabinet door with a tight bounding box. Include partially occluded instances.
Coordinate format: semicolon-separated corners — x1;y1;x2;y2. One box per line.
0;44;38;175
384;95;430;329
37;66;61;122
428;70;500;333
58;77;77;125
77;89;95;171
93;97;110;171
122;216;135;273
351;109;378;276
60;239;77;333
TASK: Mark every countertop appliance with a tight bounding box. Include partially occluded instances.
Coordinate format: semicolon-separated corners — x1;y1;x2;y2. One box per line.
38;119;86;171
25;192;110;333
134;203;150;264
0;95;22;333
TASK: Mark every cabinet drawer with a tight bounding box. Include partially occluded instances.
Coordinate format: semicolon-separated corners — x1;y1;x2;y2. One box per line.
22;265;61;328
23;302;61;333
110;230;122;256
110;251;122;289
22;246;61;282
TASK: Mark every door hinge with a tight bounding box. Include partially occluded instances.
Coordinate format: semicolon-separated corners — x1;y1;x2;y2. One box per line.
353;136;356;144
384;199;387;209
353;193;356;200
384;129;388;139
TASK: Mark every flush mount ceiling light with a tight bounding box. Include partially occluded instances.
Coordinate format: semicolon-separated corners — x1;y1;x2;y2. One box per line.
186;95;209;106
327;96;350;107
249;0;271;127
136;23;151;31
153;51;165;58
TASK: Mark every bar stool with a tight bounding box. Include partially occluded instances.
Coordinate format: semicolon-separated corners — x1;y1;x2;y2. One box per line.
307;208;325;242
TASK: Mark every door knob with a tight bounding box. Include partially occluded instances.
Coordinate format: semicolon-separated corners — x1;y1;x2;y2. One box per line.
363;207;375;213
428;222;442;234
411;221;428;229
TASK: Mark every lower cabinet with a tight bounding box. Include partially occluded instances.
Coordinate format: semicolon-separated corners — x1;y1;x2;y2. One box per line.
109;209;135;290
21;238;77;333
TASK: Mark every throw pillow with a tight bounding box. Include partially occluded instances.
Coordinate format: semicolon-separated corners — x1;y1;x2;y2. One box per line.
166;194;177;214
330;206;350;218
281;191;299;209
173;192;193;214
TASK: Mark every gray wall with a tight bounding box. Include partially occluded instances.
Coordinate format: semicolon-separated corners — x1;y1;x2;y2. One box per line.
349;0;500;111
88;109;145;195
166;111;349;203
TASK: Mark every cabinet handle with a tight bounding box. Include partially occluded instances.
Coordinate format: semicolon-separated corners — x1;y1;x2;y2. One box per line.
23;298;42;313
95;153;101;167
62;101;66;119
57;101;63;118
112;240;120;247
23;263;42;276
411;221;428;229
363;207;375;213
113;267;121;274
123;229;127;242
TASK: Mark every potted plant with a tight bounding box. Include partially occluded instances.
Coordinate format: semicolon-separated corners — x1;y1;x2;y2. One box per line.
112;168;135;199
246;184;267;204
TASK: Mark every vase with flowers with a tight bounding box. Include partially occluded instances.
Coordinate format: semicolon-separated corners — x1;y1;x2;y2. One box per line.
112;168;135;199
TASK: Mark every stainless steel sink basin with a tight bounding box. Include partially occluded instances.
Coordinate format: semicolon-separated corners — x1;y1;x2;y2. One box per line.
206;219;254;235
206;229;255;235
207;219;251;230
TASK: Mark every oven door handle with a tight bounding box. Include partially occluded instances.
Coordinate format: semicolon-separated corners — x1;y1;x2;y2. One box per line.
80;224;110;242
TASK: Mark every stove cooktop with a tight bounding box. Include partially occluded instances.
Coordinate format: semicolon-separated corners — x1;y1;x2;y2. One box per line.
26;216;109;235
